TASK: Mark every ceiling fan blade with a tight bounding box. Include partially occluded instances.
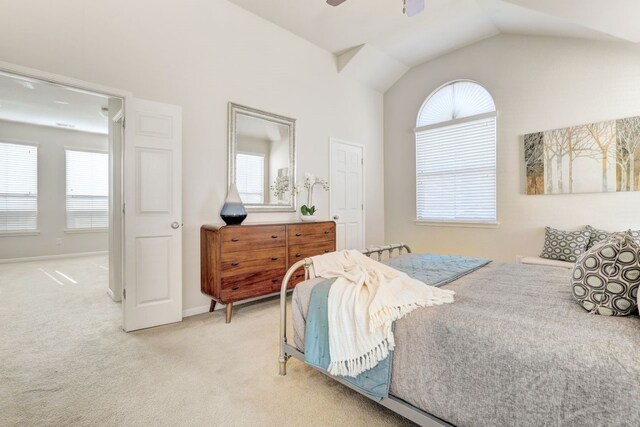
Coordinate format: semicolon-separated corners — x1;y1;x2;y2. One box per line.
327;0;347;6
404;0;425;17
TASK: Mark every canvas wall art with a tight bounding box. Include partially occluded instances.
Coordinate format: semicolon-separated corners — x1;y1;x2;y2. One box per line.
525;116;640;195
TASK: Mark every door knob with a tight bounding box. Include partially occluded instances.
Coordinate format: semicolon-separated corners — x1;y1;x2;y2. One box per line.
333;215;340;220
171;221;180;229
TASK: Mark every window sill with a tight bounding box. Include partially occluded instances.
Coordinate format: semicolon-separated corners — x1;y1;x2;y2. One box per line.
64;228;109;234
414;220;500;229
0;230;40;237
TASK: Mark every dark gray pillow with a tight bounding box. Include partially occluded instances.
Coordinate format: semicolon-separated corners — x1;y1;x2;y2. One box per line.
586;225;640;249
571;233;640;316
540;226;591;263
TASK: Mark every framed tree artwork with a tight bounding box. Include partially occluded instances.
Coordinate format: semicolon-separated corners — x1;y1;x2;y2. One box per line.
524;116;640;195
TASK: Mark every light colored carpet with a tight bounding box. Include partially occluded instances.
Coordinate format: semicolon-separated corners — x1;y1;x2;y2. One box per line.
0;256;412;426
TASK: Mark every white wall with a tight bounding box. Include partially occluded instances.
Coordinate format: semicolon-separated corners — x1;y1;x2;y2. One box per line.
0;0;384;312
268;138;289;204
0;120;108;259
108;98;124;301
384;35;640;262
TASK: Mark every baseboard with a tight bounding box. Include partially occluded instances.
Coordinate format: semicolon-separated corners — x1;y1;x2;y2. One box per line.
0;250;108;264
182;304;212;318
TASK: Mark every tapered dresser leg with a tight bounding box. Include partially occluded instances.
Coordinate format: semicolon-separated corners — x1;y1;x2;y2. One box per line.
209;300;216;312
225;303;233;323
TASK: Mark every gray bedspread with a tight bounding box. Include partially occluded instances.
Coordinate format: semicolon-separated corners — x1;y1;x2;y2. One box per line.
292;261;640;427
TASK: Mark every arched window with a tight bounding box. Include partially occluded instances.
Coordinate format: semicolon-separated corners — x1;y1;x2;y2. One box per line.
415;80;497;225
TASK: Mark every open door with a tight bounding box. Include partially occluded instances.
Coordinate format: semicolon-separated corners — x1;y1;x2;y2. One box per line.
123;99;182;332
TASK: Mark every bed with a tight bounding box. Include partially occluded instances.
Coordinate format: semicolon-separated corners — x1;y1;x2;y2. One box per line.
278;244;640;427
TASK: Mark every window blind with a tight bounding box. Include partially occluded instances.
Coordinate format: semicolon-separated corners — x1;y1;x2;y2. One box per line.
0;142;38;231
236;153;264;204
417;80;496;127
416;117;496;222
66;150;108;229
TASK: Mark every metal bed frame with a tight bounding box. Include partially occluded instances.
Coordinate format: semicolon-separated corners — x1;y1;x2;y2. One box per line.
278;243;452;427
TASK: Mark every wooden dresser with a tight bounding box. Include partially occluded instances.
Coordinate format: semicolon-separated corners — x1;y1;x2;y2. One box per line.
201;221;336;323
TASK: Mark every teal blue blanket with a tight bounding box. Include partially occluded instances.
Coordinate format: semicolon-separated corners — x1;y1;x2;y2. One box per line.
303;253;490;401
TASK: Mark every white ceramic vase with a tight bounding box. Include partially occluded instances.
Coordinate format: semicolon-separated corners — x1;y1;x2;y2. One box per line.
300;214;317;222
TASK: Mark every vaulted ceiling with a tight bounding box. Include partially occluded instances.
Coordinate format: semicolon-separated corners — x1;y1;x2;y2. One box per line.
228;0;640;91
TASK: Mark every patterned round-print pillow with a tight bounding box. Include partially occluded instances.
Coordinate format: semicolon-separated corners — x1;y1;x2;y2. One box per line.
571;233;640;316
540;226;591;263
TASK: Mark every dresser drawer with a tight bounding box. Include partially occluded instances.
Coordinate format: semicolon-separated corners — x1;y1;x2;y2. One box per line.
220;225;286;253
288;241;335;263
288;269;309;288
220;268;285;302
220;247;286;277
220;282;274;303
288;222;335;245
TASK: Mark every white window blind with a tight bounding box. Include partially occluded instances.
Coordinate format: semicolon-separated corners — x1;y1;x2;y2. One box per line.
416;80;497;224
416;117;497;223
417;80;496;127
236;153;264;204
0;142;38;231
66;150;108;229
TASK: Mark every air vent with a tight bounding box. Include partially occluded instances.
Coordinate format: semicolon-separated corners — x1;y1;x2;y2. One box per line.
56;122;76;129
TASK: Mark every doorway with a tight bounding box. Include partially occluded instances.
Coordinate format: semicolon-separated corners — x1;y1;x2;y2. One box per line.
0;63;184;332
329;138;365;250
0;69;124;323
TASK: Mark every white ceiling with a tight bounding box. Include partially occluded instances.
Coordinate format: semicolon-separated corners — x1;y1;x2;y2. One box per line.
237;113;289;141
0;72;110;134
228;0;637;68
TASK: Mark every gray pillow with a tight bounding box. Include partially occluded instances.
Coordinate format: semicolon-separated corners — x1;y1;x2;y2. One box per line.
540;226;591;263
571;233;640;316
586;225;640;249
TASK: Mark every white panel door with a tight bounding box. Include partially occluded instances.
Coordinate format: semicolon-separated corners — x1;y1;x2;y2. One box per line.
330;139;364;250
123;99;182;332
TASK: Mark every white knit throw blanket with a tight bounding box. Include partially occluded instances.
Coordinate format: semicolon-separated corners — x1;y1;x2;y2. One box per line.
310;250;455;378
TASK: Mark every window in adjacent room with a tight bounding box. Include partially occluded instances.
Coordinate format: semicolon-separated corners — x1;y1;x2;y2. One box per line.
236;152;265;203
66;149;108;230
0;141;38;232
415;80;497;226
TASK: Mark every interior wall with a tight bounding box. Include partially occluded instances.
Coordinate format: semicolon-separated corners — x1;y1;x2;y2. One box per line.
268;138;289;205
108;98;123;301
0;0;385;312
0;120;108;260
384;35;640;262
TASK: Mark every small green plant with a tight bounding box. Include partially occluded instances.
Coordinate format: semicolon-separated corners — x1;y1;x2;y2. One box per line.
300;205;316;216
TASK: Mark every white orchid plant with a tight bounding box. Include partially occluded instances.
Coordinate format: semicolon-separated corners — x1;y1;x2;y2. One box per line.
270;175;290;199
295;173;329;216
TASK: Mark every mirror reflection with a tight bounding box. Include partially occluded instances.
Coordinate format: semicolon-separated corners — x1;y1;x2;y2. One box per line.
228;103;296;212
236;114;291;205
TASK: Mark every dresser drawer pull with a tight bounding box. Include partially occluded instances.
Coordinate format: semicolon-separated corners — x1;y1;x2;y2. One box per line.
295;233;302;237
295;273;303;278
231;261;239;267
231;285;240;291
272;278;279;284
295;252;301;257
271;257;279;261
271;235;278;239
324;250;330;253
324;230;330;234
231;237;239;242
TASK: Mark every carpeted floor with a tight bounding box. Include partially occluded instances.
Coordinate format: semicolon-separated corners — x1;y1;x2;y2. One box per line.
0;255;412;426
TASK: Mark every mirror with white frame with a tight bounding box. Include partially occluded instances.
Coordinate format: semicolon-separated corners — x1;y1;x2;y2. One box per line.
228;103;296;212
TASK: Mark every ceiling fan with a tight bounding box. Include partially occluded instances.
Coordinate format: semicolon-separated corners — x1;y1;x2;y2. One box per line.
327;0;425;17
